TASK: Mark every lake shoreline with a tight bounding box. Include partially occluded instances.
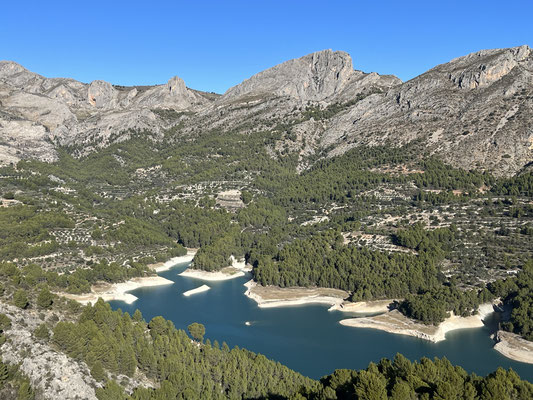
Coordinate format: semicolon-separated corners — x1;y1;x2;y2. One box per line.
59;275;174;305
336;301;533;364
329;299;395;314
339;303;496;343
62;252;533;367
179;257;251;281
243;280;349;308
148;249;197;272
183;284;211;297
59;250;198;305
493;330;533;364
243;281;398;313
104;272;533;381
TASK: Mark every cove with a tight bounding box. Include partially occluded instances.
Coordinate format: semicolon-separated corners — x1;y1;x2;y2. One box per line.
109;261;533;381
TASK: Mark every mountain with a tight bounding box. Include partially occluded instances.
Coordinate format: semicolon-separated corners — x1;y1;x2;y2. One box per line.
221;49;400;103
1;45;532;176
0;61;214;163
321;45;533;177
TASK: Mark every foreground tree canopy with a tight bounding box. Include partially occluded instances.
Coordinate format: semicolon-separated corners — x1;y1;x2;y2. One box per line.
48;301;533;400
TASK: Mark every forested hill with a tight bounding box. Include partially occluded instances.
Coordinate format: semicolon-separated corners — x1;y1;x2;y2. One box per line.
0;130;531;396
0;133;531;325
489;260;533;341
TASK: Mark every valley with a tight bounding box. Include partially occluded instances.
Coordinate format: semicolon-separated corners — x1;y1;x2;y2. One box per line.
0;45;532;399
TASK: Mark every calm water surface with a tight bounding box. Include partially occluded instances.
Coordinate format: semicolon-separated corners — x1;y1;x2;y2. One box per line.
109;261;533;381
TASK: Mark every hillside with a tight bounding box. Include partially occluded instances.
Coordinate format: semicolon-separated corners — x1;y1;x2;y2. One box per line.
2;45;531;176
324;45;533;177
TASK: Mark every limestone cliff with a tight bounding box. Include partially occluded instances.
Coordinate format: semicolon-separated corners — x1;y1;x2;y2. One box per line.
221;49;400;103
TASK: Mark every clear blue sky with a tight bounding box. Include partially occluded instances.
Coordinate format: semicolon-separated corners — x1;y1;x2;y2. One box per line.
2;1;532;93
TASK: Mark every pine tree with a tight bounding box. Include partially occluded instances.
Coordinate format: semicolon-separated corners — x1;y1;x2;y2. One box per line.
95;380;127;400
132;309;143;323
0;361;9;387
391;380;416;400
187;323;205;342
33;324;50;340
355;370;387;400
118;344;137;377
16;380;34;400
36;287;53;309
13;289;29;309
90;361;106;382
0;313;10;333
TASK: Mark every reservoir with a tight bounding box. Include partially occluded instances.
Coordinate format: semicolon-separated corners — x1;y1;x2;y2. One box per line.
109;261;533;381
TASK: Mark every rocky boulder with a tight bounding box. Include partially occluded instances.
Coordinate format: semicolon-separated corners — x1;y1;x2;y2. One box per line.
87;80;118;108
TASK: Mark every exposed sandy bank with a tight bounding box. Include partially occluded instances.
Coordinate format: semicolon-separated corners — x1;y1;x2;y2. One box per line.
183;284;211;297
329;299;395;314
149;249;197;272
340;303;495;343
60;275;174;305
179;256;251;281
244;280;348;308
493;330;533;364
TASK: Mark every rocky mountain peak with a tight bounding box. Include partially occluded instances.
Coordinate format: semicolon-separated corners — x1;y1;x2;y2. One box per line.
87;80;117;108
320;44;533;177
0;60;45;91
1;46;531;176
221;49;380;103
0;60;27;78
166;76;188;97
0;63;214;165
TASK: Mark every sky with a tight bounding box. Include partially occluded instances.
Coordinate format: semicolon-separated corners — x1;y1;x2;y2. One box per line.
2;1;532;94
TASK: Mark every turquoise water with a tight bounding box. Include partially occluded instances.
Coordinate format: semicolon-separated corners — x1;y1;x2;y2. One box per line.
109;261;533;381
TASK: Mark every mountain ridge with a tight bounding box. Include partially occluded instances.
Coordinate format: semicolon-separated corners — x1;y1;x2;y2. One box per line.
1;45;532;176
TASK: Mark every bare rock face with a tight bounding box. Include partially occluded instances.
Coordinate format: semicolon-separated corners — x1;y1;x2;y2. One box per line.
167;75;187;96
448;45;531;89
0;61;41;89
47;83;79;104
0;119;57;165
61;108;164;151
4;92;76;129
0;61;27;80
119;87;138;108
133;76;207;109
87;80;118;108
221;49;400;103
